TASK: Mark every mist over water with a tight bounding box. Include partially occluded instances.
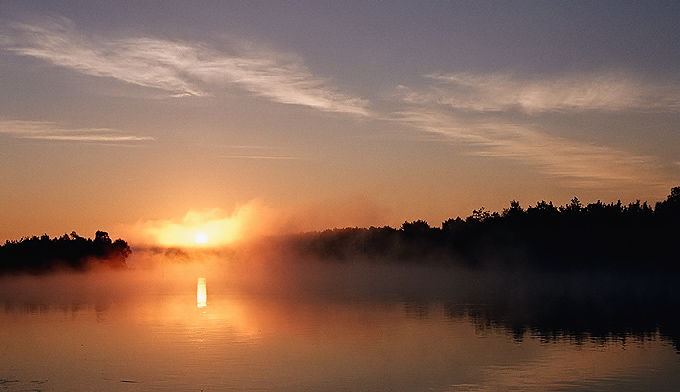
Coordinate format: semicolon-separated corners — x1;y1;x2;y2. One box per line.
3;250;678;345
1;250;678;391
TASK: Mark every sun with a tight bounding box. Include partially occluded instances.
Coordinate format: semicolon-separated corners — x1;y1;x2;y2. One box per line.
195;232;208;244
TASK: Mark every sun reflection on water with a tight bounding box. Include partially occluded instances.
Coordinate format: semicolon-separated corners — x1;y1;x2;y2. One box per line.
197;277;207;308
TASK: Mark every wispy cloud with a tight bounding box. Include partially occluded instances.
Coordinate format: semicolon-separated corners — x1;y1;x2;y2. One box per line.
395;71;677;189
397;109;669;189
1;19;371;116
0;119;154;143
400;72;679;113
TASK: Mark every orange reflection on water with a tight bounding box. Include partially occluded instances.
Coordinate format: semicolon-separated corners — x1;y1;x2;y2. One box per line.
1;270;678;392
197;277;207;308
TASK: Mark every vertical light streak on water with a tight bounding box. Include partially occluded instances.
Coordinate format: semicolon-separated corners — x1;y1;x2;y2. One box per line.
197;277;207;308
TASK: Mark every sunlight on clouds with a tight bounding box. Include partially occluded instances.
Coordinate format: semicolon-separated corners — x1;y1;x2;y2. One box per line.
119;197;392;248
0;119;154;143
2;17;674;197
120;199;297;248
394;71;677;191
408;72;679;113
126;208;247;248
397;110;670;190
2;19;371;116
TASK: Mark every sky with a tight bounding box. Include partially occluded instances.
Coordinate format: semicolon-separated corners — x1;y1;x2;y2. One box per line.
1;1;678;245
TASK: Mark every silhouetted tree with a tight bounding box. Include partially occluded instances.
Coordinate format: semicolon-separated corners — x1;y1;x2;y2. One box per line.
561;197;582;213
400;220;432;237
286;187;679;271
502;200;523;218
0;231;131;274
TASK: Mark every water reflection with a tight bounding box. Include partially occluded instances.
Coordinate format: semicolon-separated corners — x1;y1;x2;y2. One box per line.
196;277;207;308
0;266;678;391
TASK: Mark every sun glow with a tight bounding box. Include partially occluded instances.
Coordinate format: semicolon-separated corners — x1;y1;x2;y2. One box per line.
195;232;208;244
141;209;245;248
126;201;277;248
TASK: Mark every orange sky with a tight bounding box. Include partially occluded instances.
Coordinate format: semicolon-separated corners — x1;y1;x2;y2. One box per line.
1;2;678;244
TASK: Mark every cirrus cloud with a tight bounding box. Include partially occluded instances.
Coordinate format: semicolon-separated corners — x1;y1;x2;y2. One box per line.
401;72;679;113
0;119;154;143
394;71;677;191
1;19;371;116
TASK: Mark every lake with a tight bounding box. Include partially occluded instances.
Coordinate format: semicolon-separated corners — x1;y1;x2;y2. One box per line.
1;262;678;391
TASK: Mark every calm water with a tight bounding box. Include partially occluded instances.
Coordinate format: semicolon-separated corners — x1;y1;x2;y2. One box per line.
1;263;678;391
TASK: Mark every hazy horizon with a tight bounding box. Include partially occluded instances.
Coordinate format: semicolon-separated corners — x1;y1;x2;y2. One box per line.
1;1;678;247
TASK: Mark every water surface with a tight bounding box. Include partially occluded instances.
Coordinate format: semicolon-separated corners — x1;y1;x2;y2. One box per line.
1;264;678;391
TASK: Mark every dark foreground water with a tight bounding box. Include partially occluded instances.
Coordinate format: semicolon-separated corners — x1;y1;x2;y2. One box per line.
1;263;678;391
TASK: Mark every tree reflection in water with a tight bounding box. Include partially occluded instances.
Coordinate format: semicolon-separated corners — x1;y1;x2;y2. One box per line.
0;267;678;391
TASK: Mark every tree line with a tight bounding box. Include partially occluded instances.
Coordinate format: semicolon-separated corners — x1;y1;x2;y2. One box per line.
0;231;131;274
288;187;680;271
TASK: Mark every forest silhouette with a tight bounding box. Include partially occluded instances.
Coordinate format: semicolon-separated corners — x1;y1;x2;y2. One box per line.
288;187;680;271
0;231;131;274
2;187;678;274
